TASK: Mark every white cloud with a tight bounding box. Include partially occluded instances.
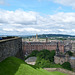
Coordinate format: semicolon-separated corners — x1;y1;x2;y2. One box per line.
72;29;75;32
16;28;40;32
58;29;65;32
0;9;75;35
25;28;40;32
0;24;3;25
58;29;71;33
0;10;37;25
3;28;14;31
51;0;75;8
11;24;22;26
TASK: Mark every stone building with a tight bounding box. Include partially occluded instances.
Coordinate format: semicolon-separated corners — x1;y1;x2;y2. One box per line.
54;53;69;65
69;57;75;71
63;40;75;53
64;44;72;52
54;42;75;71
63;40;72;52
71;42;75;53
22;41;64;55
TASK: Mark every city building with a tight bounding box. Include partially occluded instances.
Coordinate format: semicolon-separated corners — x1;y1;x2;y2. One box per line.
22;41;64;55
71;42;75;53
54;42;75;71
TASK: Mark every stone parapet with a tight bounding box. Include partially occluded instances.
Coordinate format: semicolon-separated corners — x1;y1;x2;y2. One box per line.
0;37;24;62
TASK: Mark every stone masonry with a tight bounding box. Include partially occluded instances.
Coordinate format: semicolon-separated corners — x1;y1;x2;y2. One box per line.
0;37;24;62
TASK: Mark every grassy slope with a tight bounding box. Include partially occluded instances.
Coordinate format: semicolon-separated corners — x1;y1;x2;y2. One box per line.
0;57;67;75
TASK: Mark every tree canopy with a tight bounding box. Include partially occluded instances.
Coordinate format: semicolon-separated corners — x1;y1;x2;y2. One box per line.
36;49;55;62
66;51;73;56
62;62;72;70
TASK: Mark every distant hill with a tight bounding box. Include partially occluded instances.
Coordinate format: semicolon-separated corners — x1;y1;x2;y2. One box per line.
0;34;75;38
25;34;75;38
39;34;75;38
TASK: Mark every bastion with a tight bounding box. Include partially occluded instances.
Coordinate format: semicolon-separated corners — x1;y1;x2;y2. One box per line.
0;37;24;62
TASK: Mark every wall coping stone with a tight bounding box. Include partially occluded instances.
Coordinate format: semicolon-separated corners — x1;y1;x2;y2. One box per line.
0;37;21;43
44;68;75;75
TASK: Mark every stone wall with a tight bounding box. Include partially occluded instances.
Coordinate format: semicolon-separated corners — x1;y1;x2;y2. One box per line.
71;43;75;53
54;55;75;71
0;37;24;62
69;57;75;71
44;68;75;75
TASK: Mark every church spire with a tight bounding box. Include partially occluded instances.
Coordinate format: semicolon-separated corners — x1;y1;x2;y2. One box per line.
56;42;59;55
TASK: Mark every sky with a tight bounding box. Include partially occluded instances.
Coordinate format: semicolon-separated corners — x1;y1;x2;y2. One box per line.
0;0;75;35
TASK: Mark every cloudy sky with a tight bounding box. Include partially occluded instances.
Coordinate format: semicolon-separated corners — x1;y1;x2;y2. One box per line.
0;0;75;35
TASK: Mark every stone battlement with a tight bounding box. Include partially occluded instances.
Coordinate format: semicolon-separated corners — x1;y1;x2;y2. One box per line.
0;37;24;62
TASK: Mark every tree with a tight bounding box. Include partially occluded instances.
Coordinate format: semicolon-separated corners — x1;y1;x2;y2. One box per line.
37;49;55;62
66;51;73;56
37;49;50;60
49;50;55;62
35;57;51;68
62;62;72;70
25;49;55;62
35;56;62;68
25;50;39;59
30;50;39;56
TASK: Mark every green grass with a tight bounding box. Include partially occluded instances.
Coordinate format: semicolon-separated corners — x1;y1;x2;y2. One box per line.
0;57;67;75
49;63;62;68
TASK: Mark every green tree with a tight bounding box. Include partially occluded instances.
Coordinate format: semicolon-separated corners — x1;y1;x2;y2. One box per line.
35;56;62;68
25;49;55;62
49;50;55;62
37;49;50;60
30;50;39;56
62;62;72;70
35;57;51;68
37;49;55;62
66;51;73;56
25;50;39;59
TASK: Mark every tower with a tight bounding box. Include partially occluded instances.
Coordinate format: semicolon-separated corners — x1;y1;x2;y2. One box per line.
46;36;48;42
56;42;60;55
36;34;38;40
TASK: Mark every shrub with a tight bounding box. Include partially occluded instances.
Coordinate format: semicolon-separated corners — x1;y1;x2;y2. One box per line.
62;62;72;70
35;57;51;68
30;50;39;56
37;49;55;62
25;50;39;59
66;51;73;56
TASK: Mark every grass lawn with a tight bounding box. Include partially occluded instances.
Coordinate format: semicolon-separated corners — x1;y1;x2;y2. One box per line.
0;57;67;75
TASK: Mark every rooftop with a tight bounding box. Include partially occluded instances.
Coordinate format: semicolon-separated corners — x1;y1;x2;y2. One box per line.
23;42;64;45
25;57;37;62
70;57;75;60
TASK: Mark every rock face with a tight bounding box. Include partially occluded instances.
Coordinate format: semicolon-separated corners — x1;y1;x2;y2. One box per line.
0;37;24;62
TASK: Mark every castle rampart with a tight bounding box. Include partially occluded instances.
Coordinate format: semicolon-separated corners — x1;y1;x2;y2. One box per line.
0;37;24;62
